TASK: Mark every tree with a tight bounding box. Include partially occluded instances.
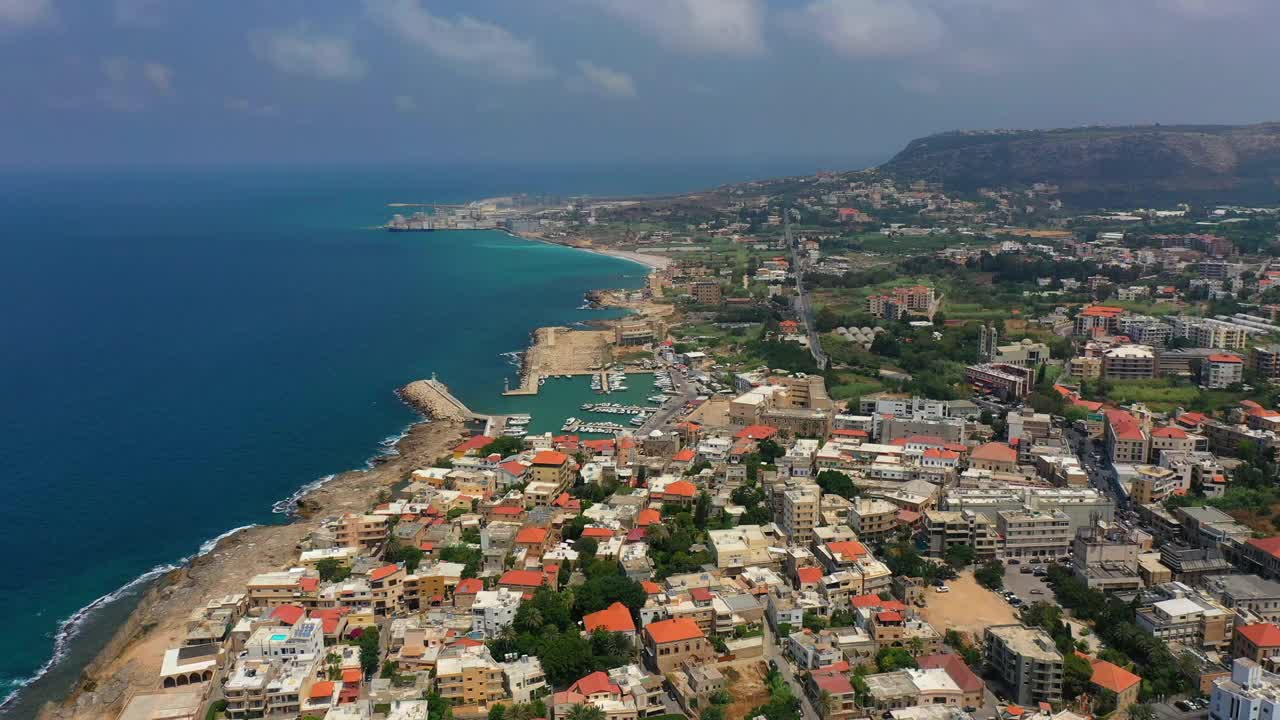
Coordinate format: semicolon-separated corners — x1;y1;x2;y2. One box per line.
315;558;350;583
975;560;1005;590
357;625;381;677
574;574;646;614
565;703;606;720
481;436;526;457
440;544;483;578
1129;704;1157;720
540;633;596;687
488;704;507;720
695;491;712;527
702;707;726;720
757;439;785;462
1064;652;1094;697
816;470;858;500
943;544;976;569
876;647;918;672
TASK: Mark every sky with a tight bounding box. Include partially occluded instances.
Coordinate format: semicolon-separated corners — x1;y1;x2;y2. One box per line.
2;0;1279;170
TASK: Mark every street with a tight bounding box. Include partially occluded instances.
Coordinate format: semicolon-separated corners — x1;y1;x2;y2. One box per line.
784;209;827;370
763;622;821;720
638;366;695;434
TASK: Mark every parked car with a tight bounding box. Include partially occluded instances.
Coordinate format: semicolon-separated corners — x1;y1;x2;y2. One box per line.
1175;701;1193;712
937;585;950;593
1020;566;1033;574
1030;589;1044;595
1007;559;1021;565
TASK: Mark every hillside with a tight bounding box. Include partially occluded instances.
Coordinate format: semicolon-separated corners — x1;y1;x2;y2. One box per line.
879;123;1280;207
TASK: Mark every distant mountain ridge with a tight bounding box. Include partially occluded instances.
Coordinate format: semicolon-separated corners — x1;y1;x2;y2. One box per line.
878;122;1280;206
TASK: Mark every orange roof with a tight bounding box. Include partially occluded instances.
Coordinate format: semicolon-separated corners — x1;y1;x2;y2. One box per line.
499;569;547;587
924;448;960;460
1090;659;1141;693
492;504;523;516
826;540;868;561
1081;305;1125;317
453;435;492;453
299;576;319;592
1151;426;1188;439
270;604;306;626
797;567;823;584
664;480;697;497
672;448;696;462
583;601;636;634
370;565;401;582
500;461;529;477
310;607;348;635
1105;409;1145;441
1209;354;1243;363
310;681;335;700
877;610;903;623
635;508;661;526
569;671;621;697
455;577;483;595
581;527;616;539
532;450;569;466
971;442;1017;462
645;617;704;644
1249;536;1280;560
516;526;549;544
736;424;779;440
1238;623;1280;647
641;581;662;594
341;668;362;683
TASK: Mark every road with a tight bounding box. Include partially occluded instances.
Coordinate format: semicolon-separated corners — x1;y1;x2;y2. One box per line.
762;622;821;720
638;366;695;434
784;209;827;371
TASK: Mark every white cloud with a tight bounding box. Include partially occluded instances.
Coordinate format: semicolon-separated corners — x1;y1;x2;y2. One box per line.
1166;0;1257;16
365;0;550;81
142;62;173;94
251;24;366;81
575;60;637;98
0;0;54;28
225;97;280;118
589;0;766;55
393;94;417;112
114;0;170;28
97;56;145;112
784;0;945;57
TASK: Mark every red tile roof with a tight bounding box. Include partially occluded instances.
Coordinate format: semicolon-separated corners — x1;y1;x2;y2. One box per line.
341;668;363;684
815;674;855;695
455;578;483;595
516;526;549;544
499;569;547;588
370;565;401;582
270;604;306;626
1209;354;1243;363
672;448;697;462
532;450;569;466
1151;426;1188;439
569;671;622;697
1105;409;1146;441
1249;536;1280;560
500;461;529;477
690;587;714;603
797;567;823;584
735;425;779;440
641;581;662;594
310;607;349;635
1238;623;1280;647
665;480;697;498
310;681;335;700
924;448;960;460
877;610;903;623
826;540;868;562
971;442;1017;463
1090;659;1141;693
453;435;493;454
645;617;704;644
583;601;636;634
581;527;616;539
919;654;984;693
635;508;661;526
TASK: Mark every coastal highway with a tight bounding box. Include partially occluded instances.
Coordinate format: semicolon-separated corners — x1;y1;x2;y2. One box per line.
784;209;828;370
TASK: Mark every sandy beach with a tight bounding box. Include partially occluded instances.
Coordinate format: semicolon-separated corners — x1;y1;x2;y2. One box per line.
37;416;465;720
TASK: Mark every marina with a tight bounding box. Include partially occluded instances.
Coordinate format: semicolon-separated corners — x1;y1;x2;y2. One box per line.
478;371;660;438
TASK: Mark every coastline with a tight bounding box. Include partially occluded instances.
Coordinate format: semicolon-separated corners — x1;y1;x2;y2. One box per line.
30;413;465;720
19;226;654;720
505;227;671;270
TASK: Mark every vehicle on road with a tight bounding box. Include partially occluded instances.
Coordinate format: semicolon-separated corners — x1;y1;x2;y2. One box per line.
1031;589;1044;595
936;585;950;593
1020;566;1033;574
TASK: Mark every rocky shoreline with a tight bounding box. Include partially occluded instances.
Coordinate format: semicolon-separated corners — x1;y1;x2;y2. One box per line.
36;411;465;720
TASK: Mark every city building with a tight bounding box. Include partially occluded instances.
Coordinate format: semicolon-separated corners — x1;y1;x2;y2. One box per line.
1206;354;1245;389
1103;345;1157;380
985;625;1064;705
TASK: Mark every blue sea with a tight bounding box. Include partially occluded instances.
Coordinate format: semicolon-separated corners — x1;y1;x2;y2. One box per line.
0;159;867;717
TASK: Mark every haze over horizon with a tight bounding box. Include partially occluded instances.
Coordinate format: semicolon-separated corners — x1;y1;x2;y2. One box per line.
4;0;1280;170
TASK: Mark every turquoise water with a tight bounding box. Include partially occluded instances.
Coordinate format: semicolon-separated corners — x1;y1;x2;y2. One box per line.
0;169;652;716
484;373;666;437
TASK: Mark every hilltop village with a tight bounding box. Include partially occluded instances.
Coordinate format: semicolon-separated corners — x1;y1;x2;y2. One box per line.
94;171;1280;720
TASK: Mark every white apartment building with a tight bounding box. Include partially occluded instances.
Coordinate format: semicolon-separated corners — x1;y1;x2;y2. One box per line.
471;588;523;637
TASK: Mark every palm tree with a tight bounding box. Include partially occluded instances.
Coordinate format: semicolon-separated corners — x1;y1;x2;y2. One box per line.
908;637;925;657
566;703;606;720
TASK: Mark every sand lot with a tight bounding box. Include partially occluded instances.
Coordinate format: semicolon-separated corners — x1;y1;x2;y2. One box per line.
919;570;1019;640
722;662;772;720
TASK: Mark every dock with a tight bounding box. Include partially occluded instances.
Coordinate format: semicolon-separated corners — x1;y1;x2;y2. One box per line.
399;377;484;423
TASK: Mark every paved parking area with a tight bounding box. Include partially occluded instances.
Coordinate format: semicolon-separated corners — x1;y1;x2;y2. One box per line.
1152;699;1209;720
1003;563;1054;603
